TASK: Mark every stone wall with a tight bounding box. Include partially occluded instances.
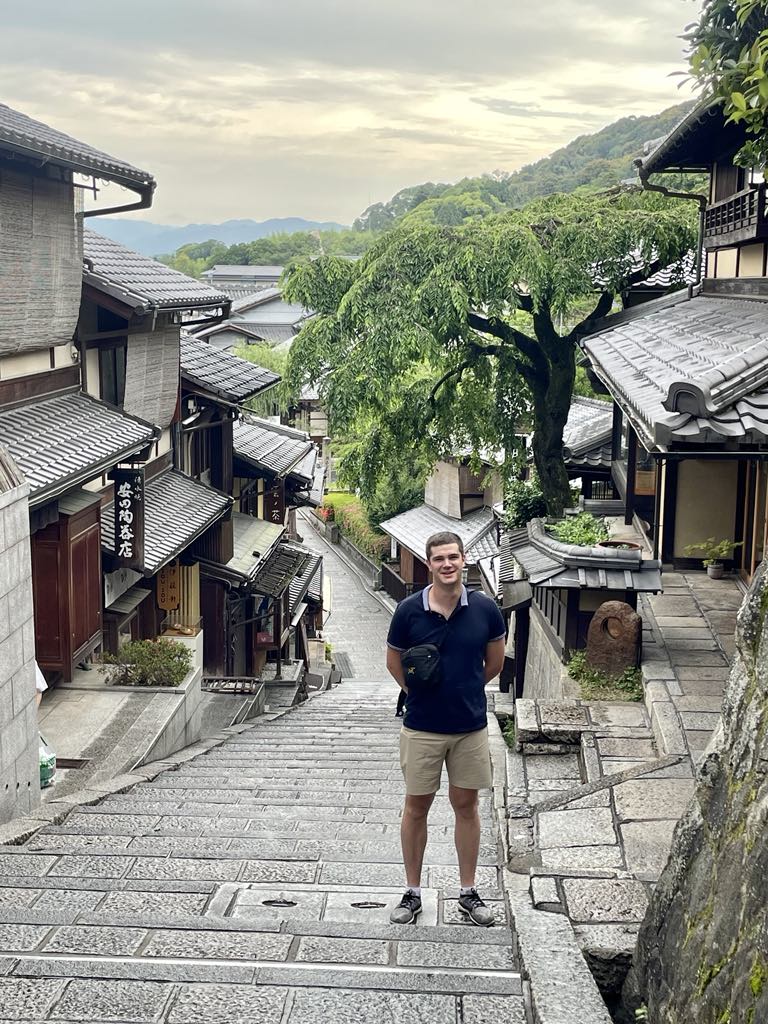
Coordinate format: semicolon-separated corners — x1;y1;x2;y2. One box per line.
0;465;41;822
523;605;569;700
623;563;768;1023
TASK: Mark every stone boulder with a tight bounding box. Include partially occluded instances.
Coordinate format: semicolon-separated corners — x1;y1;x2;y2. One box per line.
622;563;768;1023
586;600;642;678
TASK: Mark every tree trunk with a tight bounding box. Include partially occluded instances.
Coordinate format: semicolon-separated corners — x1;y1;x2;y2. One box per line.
530;342;576;516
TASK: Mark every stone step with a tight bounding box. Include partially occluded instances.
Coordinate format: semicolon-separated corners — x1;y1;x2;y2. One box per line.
8;954;523;996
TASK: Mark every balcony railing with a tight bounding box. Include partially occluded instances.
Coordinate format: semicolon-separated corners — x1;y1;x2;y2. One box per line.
704;183;768;249
381;563;426;604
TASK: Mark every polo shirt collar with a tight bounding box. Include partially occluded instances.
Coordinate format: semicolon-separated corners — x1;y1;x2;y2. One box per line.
422;584;469;610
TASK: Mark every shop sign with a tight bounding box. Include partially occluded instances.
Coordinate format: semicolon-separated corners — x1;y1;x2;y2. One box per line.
157;561;181;611
264;481;285;525
111;468;145;570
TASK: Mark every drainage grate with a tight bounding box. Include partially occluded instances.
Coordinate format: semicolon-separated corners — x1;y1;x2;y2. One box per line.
350;901;386;909
333;652;354;677
262;898;298;908
55;758;90;770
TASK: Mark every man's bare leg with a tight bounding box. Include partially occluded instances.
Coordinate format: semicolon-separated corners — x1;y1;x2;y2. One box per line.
449;785;480;887
400;792;435;886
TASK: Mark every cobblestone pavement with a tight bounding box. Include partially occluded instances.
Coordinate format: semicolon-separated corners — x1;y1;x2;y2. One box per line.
0;522;525;1023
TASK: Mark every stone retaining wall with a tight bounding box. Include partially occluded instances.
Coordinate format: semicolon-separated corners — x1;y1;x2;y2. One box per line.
0;469;41;823
523;606;570;700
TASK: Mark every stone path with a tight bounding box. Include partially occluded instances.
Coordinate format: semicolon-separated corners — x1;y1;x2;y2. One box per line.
0;519;526;1023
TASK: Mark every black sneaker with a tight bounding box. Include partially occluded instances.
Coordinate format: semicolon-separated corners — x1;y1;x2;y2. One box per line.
457;889;494;927
389;890;422;924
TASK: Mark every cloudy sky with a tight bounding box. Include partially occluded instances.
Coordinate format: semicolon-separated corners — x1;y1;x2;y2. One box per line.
0;1;702;226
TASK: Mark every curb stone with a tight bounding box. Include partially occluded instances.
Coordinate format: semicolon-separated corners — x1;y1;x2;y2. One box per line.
487;712;613;1024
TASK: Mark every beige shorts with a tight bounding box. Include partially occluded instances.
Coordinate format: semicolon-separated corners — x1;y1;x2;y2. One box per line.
399;725;492;796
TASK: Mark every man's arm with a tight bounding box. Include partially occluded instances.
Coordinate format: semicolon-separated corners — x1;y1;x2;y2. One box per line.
386;646;408;693
483;637;506;683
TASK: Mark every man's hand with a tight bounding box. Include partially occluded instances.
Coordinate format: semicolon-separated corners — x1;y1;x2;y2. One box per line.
386;647;408;692
484;637;506;683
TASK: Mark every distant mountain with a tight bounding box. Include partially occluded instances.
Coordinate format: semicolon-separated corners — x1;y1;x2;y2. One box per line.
88;217;347;257
354;101;699;231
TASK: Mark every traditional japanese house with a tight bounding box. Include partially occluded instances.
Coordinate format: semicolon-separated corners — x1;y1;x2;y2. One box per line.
582;99;768;582
178;333;321;675
193;287;312;351
379;456;501;601
561;396;615;499
77;230;235;656
480;520;662;697
0;103;163;682
202;265;284;289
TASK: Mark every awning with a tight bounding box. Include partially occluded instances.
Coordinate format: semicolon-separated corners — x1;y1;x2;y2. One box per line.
200;512;285;587
289;552;323;613
102;470;232;575
0;390;158;508
250;542;312;598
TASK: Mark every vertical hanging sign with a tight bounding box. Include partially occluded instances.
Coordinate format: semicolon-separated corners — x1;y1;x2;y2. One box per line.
264;480;286;525
111;468;145;570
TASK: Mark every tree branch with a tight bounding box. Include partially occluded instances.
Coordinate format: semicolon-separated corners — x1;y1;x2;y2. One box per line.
468;311;548;380
570;291;615;340
428;361;472;411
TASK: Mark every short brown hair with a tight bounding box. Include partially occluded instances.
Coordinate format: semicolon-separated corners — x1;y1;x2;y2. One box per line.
425;531;464;560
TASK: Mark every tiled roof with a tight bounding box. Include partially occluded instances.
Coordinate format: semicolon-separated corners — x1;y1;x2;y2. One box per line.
101;470;231;575
380;504;496;566
501;518;662;592
230;513;285;584
562;396;613;470
231;288;282;313
203;265;284;280
180;334;280;403
0;390;157;507
195;321;299;347
0;103;154;190
641;99;744;175
233;416;315;479
83;230;229;312
251;542;312;598
0;445;24;494
290;552;323;613
583;292;768;448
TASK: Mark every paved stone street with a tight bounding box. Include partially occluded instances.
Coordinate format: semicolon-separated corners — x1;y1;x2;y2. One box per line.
0;521;525;1023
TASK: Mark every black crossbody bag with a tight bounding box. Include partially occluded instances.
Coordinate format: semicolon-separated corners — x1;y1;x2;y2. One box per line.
395;622;451;718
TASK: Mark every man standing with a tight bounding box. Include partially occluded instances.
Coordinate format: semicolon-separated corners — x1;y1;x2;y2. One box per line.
386;531;506;926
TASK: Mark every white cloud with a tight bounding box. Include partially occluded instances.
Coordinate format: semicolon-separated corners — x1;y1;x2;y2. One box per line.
0;0;702;225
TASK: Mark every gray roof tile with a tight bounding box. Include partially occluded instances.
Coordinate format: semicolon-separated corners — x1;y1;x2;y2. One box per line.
233;416;315;479
380;504;496;565
251;542;312;598
180;334;279;403
500;519;662;592
83;230;229;312
290;552;323;612
583;293;768;448
101;470;231;575
0;390;157;506
562;396;613;470
0;103;154;189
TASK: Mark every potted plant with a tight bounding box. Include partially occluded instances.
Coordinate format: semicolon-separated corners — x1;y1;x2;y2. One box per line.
683;537;743;579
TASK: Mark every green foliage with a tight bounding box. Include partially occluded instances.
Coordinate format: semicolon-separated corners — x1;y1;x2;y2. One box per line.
283;189;696;515
103;639;192;688
501;718;517;749
749;958;767;997
502;478;548;529
234;344;292;416
550;513;608;547
684;1;768;169
683;536;743;566
363;458;428;529
162;230;372;278
333;499;389;561
567;650;643;702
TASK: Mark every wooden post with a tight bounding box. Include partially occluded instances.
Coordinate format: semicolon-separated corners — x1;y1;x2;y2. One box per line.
611;404;623;463
625;426;637;526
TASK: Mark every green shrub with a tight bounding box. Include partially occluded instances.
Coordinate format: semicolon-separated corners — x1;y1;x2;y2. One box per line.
567;649;642;702
502;478;548;529
336;500;389;560
550;512;608;547
103;639;192;688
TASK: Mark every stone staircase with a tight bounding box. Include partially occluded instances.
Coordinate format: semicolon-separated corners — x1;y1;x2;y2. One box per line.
0;685;527;1023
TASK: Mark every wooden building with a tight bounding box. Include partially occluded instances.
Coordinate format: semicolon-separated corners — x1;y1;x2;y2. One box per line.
379;456;501;601
582;100;768;582
0;103;160;682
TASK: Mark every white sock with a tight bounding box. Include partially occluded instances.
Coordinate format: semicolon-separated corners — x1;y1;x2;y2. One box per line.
407;886;422;897
460;886;476;896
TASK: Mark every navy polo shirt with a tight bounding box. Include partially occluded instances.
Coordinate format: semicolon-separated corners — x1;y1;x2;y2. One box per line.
387;585;506;735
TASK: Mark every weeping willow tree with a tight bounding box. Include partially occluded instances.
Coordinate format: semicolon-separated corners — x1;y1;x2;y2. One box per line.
283;188;696;514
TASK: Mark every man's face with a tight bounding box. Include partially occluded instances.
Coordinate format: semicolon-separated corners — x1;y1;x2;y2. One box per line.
427;543;465;585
